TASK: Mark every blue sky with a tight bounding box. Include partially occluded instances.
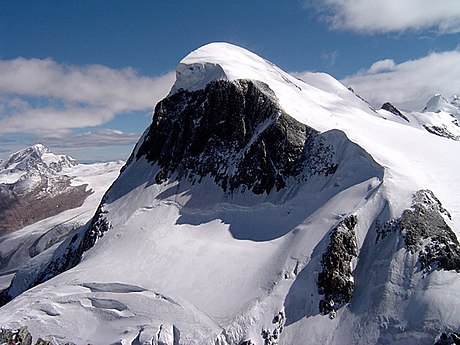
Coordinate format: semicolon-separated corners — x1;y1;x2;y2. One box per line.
1;0;460;161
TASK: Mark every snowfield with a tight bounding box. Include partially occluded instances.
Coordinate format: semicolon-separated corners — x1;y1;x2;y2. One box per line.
0;154;124;291
0;43;459;345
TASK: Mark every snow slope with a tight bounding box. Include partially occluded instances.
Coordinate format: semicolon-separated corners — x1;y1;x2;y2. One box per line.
0;43;459;345
0;151;124;290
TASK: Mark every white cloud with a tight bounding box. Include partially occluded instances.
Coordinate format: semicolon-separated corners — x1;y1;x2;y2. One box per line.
305;0;460;33
340;50;460;110
0;128;142;162
49;129;141;149
367;59;396;74
0;58;175;134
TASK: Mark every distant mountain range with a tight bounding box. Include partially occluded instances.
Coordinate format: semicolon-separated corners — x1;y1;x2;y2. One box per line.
0;43;459;345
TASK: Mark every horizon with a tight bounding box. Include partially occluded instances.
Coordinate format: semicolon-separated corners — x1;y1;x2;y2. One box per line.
1;1;460;161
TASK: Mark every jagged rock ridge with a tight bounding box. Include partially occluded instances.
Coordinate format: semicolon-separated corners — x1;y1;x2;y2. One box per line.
137;79;337;195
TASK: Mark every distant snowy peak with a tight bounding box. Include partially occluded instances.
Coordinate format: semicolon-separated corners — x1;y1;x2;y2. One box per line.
422;94;460;115
0;144;77;181
377;97;460;141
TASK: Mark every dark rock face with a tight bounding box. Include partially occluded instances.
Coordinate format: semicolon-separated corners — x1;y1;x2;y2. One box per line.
0;326;52;345
434;332;460;345
400;190;460;272
423;125;460;141
318;215;358;315
376;190;460;273
137;79;337;195
0;326;32;345
381;102;410;122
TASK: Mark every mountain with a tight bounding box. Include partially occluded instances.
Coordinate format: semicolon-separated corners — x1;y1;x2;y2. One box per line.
378;96;460;141
422;94;460;115
0;43;459;345
0;144;87;236
0;145;123;294
0;144;77;176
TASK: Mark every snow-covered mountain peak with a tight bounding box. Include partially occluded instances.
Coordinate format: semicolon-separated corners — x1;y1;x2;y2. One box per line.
1;43;460;345
0;144;77;182
29;143;50;155
3;144;51;168
170;42;278;94
423;94;450;113
422;94;460;115
170;42;379;134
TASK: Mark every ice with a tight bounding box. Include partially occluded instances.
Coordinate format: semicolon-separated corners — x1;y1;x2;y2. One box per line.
170;62;227;94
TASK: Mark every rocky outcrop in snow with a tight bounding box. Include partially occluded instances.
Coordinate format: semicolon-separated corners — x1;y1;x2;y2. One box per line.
137;79;337;195
381;102;409;122
376;189;460;273
434;332;460;345
317;215;358;315
0;326;52;345
401;190;460;273
423;124;460;141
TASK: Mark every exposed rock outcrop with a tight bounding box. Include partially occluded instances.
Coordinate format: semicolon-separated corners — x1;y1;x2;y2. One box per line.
376;189;460;273
0;326;32;345
423;125;460;141
0;177;91;236
318;215;358;315
400;190;460;272
434;332;460;345
137;79;337;195
381;102;409;122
